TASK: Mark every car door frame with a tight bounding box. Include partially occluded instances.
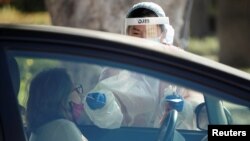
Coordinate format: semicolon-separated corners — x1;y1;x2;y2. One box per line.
0;49;27;141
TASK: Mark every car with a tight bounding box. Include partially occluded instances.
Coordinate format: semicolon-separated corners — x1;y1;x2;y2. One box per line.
0;24;249;141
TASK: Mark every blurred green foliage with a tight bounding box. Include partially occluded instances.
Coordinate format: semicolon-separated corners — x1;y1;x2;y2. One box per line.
16;58;61;107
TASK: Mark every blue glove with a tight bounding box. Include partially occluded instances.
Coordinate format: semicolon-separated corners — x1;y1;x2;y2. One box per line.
86;92;106;110
165;94;184;112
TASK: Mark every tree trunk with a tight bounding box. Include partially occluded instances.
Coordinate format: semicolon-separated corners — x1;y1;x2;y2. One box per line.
218;0;250;67
190;0;210;38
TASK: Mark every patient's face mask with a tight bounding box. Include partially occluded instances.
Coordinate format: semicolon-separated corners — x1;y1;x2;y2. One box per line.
70;84;84;121
70;102;84;121
124;17;169;44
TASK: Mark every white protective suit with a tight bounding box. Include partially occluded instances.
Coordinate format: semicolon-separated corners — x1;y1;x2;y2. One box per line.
84;67;164;128
84;67;202;130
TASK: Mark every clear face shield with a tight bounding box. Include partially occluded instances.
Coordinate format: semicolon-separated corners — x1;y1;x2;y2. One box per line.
124;17;173;44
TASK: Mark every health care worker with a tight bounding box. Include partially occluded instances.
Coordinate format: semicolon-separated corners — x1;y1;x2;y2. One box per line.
83;2;192;129
125;2;175;45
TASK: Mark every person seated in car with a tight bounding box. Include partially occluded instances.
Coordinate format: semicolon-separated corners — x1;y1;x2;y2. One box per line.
26;68;88;141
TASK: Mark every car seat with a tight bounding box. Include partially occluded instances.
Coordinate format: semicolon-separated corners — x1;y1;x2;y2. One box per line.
29;119;87;141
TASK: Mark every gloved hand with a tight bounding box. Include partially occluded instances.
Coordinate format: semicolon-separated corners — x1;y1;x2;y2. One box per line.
163;85;184;112
165;94;184;112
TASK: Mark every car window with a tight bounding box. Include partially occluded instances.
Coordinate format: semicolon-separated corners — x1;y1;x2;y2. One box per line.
222;100;250;125
7;50;206;133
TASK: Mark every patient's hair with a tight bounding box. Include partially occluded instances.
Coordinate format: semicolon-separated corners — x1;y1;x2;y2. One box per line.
27;68;73;132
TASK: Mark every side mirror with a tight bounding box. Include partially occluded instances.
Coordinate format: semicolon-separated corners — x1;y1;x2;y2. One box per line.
194;103;209;130
195;102;233;130
222;105;234;124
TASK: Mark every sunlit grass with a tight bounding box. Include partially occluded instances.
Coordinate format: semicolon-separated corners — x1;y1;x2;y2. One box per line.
0;5;51;25
187;36;219;61
187;37;250;73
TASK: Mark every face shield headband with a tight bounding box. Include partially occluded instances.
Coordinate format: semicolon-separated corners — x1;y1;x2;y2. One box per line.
124;17;170;43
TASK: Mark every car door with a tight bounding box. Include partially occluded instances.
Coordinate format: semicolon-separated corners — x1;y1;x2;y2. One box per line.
0;24;249;141
0;49;27;141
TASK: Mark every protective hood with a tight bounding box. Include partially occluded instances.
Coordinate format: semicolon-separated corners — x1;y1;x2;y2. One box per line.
125;2;174;45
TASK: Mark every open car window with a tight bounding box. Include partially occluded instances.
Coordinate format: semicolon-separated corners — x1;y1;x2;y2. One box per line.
222;100;250;125
7;50;206;132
